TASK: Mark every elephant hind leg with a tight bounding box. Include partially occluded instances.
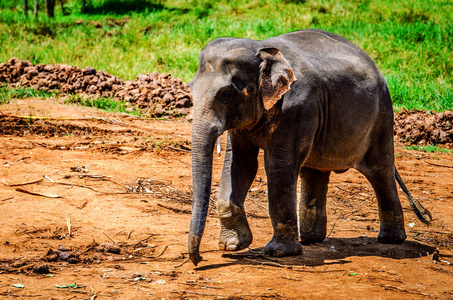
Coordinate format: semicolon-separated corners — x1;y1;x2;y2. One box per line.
299;167;331;244
358;164;406;244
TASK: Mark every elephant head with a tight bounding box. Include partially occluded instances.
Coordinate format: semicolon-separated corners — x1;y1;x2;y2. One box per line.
188;38;296;265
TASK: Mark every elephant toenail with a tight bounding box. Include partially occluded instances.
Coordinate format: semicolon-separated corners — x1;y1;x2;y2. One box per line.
226;244;238;251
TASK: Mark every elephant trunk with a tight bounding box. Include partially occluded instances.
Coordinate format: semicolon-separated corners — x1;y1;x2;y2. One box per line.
189;119;221;266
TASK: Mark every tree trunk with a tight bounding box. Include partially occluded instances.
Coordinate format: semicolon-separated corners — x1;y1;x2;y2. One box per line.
45;0;55;18
24;0;28;17
34;0;39;17
60;0;65;15
81;0;86;14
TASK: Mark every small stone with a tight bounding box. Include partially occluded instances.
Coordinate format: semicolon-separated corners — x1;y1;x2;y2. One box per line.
83;67;96;75
96;243;121;254
33;263;50;274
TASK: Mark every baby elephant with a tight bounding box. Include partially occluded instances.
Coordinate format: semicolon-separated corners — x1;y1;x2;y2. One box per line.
188;29;431;266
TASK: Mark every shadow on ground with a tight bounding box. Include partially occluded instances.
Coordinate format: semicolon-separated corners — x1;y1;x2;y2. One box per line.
195;237;436;270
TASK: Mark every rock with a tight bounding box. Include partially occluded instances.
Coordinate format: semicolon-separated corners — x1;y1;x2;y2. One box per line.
83;66;96;75
96;243;121;254
33;263;50;274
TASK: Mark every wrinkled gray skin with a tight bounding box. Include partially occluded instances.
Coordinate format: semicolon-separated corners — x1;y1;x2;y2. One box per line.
189;29;408;266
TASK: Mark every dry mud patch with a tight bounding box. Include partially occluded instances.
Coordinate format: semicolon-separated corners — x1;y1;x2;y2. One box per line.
0;99;452;299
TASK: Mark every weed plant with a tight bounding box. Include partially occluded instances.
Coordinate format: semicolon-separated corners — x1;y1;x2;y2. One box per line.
0;0;451;111
405;145;453;154
0;83;56;103
64;94;141;116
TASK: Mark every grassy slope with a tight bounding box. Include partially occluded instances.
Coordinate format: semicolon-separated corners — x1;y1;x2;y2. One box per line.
0;0;451;111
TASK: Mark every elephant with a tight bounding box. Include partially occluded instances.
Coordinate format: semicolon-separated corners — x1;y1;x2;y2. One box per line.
188;29;431;266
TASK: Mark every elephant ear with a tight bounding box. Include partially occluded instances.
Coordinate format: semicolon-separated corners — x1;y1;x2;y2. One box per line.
256;48;296;110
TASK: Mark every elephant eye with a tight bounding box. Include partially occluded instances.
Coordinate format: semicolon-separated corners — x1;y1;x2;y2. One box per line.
217;89;233;104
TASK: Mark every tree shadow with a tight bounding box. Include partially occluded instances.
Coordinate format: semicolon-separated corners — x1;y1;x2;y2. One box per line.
84;0;165;15
195;237;436;271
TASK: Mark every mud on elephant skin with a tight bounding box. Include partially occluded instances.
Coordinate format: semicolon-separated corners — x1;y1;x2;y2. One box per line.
188;29;432;266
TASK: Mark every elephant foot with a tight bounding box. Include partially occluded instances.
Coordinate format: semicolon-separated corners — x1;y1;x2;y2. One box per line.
264;238;302;257
300;231;326;245
377;211;406;244
264;223;302;257
219;229;252;251
378;228;406;244
299;214;327;245
218;205;252;251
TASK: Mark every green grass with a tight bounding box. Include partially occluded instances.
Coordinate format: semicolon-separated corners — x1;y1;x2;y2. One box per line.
64;94;141;116
0;83;56;103
0;0;452;111
405;145;453;154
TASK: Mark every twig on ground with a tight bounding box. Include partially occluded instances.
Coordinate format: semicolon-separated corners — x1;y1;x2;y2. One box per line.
3;178;43;186
165;146;190;152
44;175;99;192
157;203;191;214
103;232;117;244
16;263;36;271
133;234;155;247
0;294;42;298
181;281;223;289
243;258;344;273
326;222;336;238
282;276;302;281
1;196;14;201
156;245;168;257
15;188;62;198
67;217;72;237
174;259;189;268
425;161;453;169
250;198;267;210
379;283;431;297
144;245;169;259
222;252;266;259
77;201;88;210
178;159;190;166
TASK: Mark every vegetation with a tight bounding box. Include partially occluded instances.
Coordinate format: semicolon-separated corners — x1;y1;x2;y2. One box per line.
0;0;452;111
0;83;56;104
405;145;453;154
64;94;141;116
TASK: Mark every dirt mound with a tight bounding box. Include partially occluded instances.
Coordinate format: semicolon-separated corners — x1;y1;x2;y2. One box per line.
394;109;453;146
0;57;192;118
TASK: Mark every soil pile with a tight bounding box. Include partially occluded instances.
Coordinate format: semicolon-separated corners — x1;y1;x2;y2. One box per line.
0;57;192;118
394;110;453;147
1;58;452;147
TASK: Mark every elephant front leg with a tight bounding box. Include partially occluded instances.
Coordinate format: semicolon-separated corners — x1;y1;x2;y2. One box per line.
217;133;259;251
264;154;302;257
299;167;331;244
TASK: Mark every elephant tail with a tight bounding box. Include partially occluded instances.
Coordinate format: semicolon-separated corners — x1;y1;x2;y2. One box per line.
394;166;432;225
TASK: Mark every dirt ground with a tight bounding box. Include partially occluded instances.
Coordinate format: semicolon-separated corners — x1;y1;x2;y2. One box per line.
0;98;452;299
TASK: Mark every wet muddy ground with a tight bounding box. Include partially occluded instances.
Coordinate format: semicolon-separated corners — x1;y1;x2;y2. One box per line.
0;99;452;299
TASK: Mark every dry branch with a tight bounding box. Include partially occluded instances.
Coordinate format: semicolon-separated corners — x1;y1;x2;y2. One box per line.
44;175;99;192
15;187;62;198
157;203;191;214
3;178;43;186
425;161;453;168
